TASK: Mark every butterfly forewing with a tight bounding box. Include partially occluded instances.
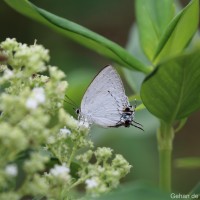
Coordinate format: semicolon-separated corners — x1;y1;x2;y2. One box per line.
80;65;130;127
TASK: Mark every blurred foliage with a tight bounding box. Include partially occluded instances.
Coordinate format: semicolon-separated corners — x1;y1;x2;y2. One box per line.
175;157;200;169
94;182;171;200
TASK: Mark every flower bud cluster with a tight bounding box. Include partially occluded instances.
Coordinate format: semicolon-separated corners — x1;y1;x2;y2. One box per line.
76;147;132;196
0;38;131;199
0;38;69;199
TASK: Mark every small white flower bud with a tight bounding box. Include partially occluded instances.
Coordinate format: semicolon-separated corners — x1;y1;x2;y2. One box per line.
5;164;18;176
85;178;98;189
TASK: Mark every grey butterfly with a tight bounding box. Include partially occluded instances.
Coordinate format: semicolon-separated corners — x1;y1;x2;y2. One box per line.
76;65;143;130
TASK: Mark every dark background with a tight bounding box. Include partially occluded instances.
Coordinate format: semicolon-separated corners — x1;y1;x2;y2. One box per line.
0;0;199;193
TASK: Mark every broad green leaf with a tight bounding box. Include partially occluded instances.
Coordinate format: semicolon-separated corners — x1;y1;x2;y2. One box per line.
4;0;151;74
92;182;171;200
136;0;174;61
175;157;200;169
154;0;199;63
141;49;200;123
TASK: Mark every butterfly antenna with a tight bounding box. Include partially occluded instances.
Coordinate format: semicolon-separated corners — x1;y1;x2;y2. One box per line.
132;121;144;131
64;95;79;112
65;95;78;107
131;121;144;131
64;100;76;107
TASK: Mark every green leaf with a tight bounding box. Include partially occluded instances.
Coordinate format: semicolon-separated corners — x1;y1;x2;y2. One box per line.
136;0;174;61
141;49;200;123
154;0;199;63
92;182;171;200
3;0;151;74
175;157;200;169
70;162;81;180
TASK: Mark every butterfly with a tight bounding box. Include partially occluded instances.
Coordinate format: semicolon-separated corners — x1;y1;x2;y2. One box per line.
67;65;143;130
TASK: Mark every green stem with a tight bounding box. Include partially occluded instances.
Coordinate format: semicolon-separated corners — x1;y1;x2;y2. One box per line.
159;147;172;191
69;174;90;189
157;121;174;192
68;143;78;166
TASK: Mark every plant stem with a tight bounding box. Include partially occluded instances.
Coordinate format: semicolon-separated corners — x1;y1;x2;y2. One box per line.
68;143;78;166
157;121;174;192
159;147;172;191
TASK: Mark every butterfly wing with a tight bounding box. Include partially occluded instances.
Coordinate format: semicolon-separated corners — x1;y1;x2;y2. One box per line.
80;65;130;127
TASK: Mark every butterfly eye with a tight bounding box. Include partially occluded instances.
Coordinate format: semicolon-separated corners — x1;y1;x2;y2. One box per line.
75;109;80;115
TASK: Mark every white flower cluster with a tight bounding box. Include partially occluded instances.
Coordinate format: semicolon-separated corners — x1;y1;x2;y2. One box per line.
0;38;131;199
5;164;18;177
26;87;46;110
85;178;99;189
1;38;49;73
0;38;72;199
3;69;14;79
50;163;70;178
77;147;132;195
59;126;71;138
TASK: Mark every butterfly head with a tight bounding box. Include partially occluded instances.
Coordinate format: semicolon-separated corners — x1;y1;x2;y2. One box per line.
75;108;80;115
